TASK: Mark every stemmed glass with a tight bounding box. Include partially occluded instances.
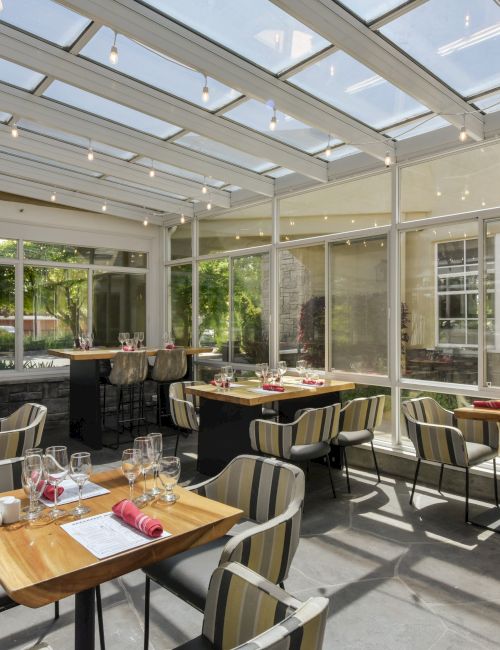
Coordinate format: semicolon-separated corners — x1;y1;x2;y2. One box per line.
214;373;223;391
118;332;126;350
44;445;69;519
279;361;287;380
222;365;234;386
21;454;45;522
260;363;269;385
147;432;163;496
121;448;142;502
22;448;45;515
69;452;92;516
133;436;155;505
270;368;280;385
137;331;145;349
159;456;181;503
255;363;262;383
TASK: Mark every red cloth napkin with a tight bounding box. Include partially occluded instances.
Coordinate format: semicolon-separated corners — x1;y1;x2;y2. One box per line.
262;384;285;392
112;499;163;538
473;400;500;409
302;379;325;386
123;345;135;351
43;484;64;501
165;344;176;349
210;379;229;387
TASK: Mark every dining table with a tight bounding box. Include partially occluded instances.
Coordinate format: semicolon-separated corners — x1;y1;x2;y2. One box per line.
48;347;210;449
186;377;355;476
0;469;242;650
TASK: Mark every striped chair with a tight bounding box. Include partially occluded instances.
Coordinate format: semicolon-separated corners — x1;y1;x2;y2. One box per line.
249;404;341;498
332;395;386;492
142;455;305;650
0;403;47;459
173;562;329;650
169;381;203;455
402;397;499;522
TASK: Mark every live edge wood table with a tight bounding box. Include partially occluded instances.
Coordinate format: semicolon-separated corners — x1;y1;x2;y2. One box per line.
49;347;210;450
186;378;355;476
0;469;242;650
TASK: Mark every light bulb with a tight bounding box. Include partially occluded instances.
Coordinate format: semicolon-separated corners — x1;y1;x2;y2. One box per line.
149;167;155;178
235;234;240;240
180;213;185;224
11;122;18;138
325;136;332;157
87;147;94;161
269;108;277;131
101;201;107;212
464;188;470;196
384;152;392;167
109;32;118;64
143;218;148;227
482;200;486;207
201;179;208;194
465;13;470;27
207;200;212;210
436;189;442;197
50;190;56;202
202;75;209;103
459;126;468;142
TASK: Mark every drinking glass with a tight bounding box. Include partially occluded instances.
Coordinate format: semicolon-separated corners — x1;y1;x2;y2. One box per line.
21;454;45;522
159;456;181;503
220;371;228;391
69;452;92;516
214;373;223;391
296;360;307;377
255;363;262;382
137;331;145;349
270;368;279;385
121;448;142;502
125;338;134;350
147;432;163;496
133;436;155;505
118;332;126;350
261;363;269;384
278;361;287;379
22;448;45;514
223;365;234;385
44;445;69;519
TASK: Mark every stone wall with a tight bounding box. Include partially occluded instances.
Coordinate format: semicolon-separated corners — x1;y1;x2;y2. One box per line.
279;250;313;343
0;376;69;425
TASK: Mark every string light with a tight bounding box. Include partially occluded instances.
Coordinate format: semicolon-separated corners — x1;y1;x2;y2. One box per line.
436;189;442;197
101;200;107;212
109;32;118;65
201;178;208;194
459;125;468;142
11;122;18;138
325;136;332;157
206;194;212;210
464;13;470;28
180;213;186;224
149;161;155;178
269;108;277;131
50;189;56;202
87;140;94;161
384;151;392;167
202;75;209;103
143;217;148;227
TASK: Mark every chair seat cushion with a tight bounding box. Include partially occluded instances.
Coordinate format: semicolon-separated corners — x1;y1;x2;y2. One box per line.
143;535;230;611
173;635;214;650
466;442;497;467
335;429;374;447
0;586;16;612
289;441;330;461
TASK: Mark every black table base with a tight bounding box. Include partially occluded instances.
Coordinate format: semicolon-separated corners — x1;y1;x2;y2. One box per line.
70;360;102;450
75;588;95;650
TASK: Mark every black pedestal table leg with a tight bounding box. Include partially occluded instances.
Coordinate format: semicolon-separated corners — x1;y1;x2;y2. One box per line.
70;360;103;450
75;587;95;650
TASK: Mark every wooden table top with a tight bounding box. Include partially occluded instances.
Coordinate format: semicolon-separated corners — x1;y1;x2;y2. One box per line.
48;347;211;361
454;406;500;421
186;378;355;407
0;470;241;608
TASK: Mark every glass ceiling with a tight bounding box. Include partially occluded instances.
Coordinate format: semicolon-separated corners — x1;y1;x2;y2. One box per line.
380;0;500;98
80;26;241;111
0;112;12;123
475;91;500;114
0;57;44;91
42;81;181;139
265;167;294;178
317;144;360;162
288;50;427;130
338;1;409;23
0;0;90;48
223;99;334;153
142;0;330;74
134;158;225;188
383;114;450;140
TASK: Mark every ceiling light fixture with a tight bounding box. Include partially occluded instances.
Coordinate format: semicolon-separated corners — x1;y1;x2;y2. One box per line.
11;121;18;138
329;64;335;77
101;200;107;212
459;125;468;142
109;32;118;65
149;161;155;178
180;213;185;224
384;151;392;167
87;140;94;161
50;189;56;202
325;136;332;157
143;217;148;226
202;75;209;103
206;195;212;210
202;178;208;194
269;108;277;131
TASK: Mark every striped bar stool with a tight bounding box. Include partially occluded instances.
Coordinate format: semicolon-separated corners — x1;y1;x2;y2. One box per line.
149;348;187;425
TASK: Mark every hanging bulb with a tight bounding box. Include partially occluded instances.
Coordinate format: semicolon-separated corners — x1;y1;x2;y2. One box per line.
384;151;392;167
50;190;56;202
143;217;148;227
11;122;18;138
87;142;94;161
325;136;332;157
101;200;107;212
459;125;468;142
202;75;209;103
149;161;155;178
436;189;442;197
109;32;118;65
201;178;208;194
269;108;277;131
180;213;186;224
206;198;212;210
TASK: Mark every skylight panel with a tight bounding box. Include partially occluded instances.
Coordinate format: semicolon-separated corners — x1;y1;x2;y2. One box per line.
383;115;449;140
223;99;334;153
265;168;294;178
288;50;427;130
380;0;500;97
0;0;91;47
142;0;330;73
134;158;225;187
0;57;44;91
474;91;500;114
42;81;180;138
79;27;242;111
0;112;12;123
317;144;360;162
337;1;410;23
175;133;275;173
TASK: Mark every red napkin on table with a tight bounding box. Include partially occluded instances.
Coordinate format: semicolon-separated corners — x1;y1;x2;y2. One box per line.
302;379;325;386
165;344;176;349
112;499;163;538
43;484;64;501
210;379;229;387
123;345;135;351
473;400;500;409
262;384;285;392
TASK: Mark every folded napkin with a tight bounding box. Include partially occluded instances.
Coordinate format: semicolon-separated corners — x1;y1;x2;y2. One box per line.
42;484;64;501
473;400;500;409
112;499;163;538
210;379;229;388
262;384;285;392
302;379;325;386
123;345;135;351
165;344;176;349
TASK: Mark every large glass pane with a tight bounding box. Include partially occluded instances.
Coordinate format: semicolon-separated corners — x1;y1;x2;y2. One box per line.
0;0;90;47
0;58;44;91
279;245;325;369
233;254;270;364
0;265;15;371
341;385;392;444
199;259;229;361
199;203;272;255
24;241;92;264
288;50;427;129
280;172;391;241
380;0;500;97
104;177;187;201
93;272;146;347
0;111;12;123
383;115;449;140
485;219;500;386
331;236;388;375
401;222;478;385
338;0;409;23
169;222;192;261
93;249;147;268
474;91;500;114
43;81;180;138
143;0;329;73
80;26;241;111
400;141;500;220
168;264;192;347
23;266;88;369
0;239;17;258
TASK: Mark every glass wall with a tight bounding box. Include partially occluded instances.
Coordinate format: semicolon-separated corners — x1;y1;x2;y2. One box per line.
485;218;500;386
168;264;192;346
199;202;272;255
170;222;192;260
199;258;229;357
0;265;15;370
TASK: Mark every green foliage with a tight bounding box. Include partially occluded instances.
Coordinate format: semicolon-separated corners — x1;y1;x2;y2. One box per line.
199;259;229;349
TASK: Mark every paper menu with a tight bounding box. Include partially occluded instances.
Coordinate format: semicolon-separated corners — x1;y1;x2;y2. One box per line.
60;512;171;559
40;479;110;507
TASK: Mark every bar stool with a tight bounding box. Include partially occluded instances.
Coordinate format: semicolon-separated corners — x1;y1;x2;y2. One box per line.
107;350;149;448
150;348;187;425
169;380;204;455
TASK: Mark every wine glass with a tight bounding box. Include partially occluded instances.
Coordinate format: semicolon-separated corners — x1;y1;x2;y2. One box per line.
133;436;155;505
159;456;181;503
214;373;223;391
223;365;234;386
21;454;45;522
279;361;287;379
22;448;45;515
121;448;142;502
69;452;92;516
220;370;228;391
255;363;263;383
44;445;69;520
137;331;145;349
261;363;269;384
125;337;134;350
118;332;126;350
147;432;163;496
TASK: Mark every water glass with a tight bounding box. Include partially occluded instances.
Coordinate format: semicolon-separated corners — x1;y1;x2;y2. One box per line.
121;448;142;502
260;363;269;384
44;445;69;519
133;436;155;505
69;452;92;516
22;454;45;522
296;360;307;376
222;365;234;385
159;456;181;503
255;363;262;382
22;448;45;515
279;361;287;378
147;432;163;496
125;338;135;350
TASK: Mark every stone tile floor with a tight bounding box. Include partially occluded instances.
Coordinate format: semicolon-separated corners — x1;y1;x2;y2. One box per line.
2;423;500;649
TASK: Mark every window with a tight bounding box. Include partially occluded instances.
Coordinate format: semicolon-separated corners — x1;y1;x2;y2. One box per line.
168;265;192;347
0;265;15;371
485;219;500;387
199;203;272;255
169;222;192;261
0;239;18;258
0;57;44;91
24;241;148;268
198;259;229;358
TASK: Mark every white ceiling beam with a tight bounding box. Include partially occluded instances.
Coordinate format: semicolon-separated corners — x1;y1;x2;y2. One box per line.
0;125;231;207
270;0;484;140
0;26;326;181
0;83;273;196
56;0;394;161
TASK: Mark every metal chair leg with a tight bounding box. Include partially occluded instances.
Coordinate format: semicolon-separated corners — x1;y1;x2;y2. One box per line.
325;453;336;499
494;458;498;507
410;458;421;505
54;600;60;620
144;577;150;650
438;463;445;493
174;431;180;456
465;467;470;523
370;441;380;483
343;447;351;493
96;586;105;650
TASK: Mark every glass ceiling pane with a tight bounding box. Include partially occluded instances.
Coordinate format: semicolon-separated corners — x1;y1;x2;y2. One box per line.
0;112;12;123
0;57;44;91
317;144;360;162
134;158;225;187
43;81;180;138
105;177;187;200
265;167;294;178
0;0;91;47
17;119;136;160
175;133;275;173
80;26;241;111
338;1;409;23
223;98;333;153
288;50;427;129
143;0;330;73
2;147;101;177
475;91;500;114
380;0;500;97
383;114;449;140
